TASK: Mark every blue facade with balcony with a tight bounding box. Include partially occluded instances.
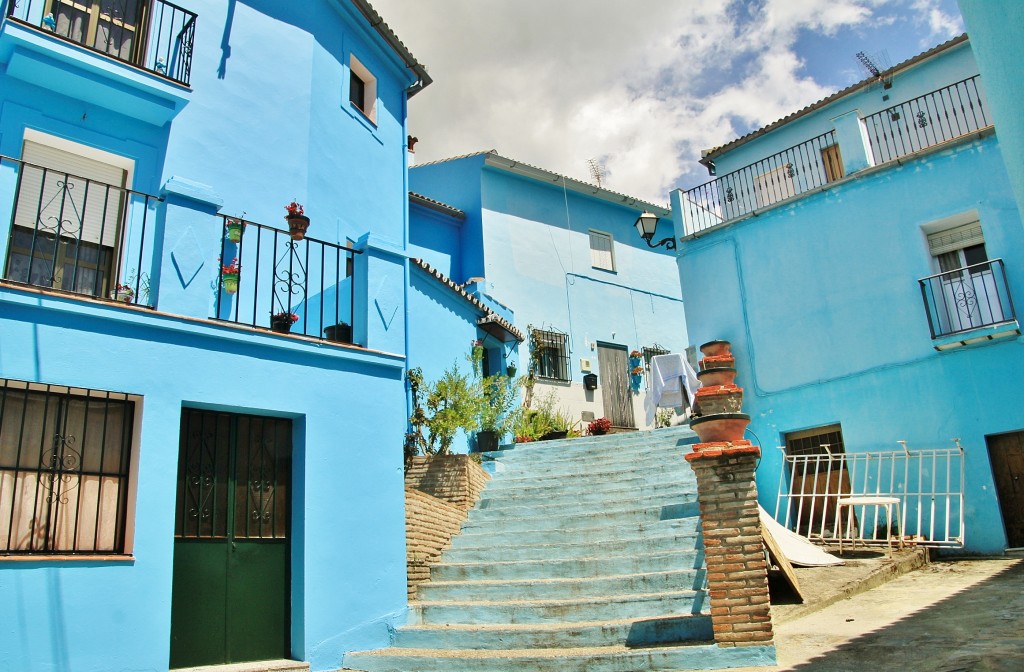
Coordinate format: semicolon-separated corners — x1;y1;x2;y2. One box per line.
0;1;429;670
410;151;690;435
671;35;1024;555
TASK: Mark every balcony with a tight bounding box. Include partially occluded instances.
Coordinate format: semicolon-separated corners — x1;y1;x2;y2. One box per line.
1;153;158;306
680;76;993;236
6;0;196;86
919;258;1018;344
214;216;361;344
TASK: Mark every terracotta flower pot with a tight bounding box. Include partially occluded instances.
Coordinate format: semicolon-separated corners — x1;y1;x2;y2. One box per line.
693;384;744;415
689;413;750;442
699;353;736;370
696;367;737;386
286;214;310;240
699;339;731;357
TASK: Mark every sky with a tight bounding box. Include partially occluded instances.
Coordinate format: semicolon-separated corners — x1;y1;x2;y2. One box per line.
371;0;964;205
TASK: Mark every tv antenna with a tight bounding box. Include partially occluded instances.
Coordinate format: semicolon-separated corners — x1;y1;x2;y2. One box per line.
587;158;606;188
856;50;893;89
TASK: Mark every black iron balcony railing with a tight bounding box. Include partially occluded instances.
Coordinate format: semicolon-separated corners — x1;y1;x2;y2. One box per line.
1;154;158;306
918;258;1016;339
7;0;196;86
215;216;361;344
864;76;989;165
680;131;839;235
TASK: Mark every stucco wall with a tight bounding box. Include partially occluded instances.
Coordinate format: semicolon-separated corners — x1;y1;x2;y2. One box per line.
676;134;1024;554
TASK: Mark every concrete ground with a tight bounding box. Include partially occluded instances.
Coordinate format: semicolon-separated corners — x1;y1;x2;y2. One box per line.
733;552;1024;671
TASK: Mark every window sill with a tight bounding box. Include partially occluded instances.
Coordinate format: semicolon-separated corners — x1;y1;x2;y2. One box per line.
1;554;135;563
343;101;384;145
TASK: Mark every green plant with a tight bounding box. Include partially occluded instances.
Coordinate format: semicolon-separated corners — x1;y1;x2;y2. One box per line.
477;374;521;437
656;407;676;428
509;389;580;441
588;417;612;435
424;363;479;455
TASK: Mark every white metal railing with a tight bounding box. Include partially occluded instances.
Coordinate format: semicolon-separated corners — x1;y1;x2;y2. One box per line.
774;440;965;548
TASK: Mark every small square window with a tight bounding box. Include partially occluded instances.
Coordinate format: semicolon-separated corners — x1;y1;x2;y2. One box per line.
589;230;615;271
530;329;570;382
348;54;377;124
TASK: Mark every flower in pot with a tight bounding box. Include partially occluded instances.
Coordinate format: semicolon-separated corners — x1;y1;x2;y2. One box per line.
221;258;241;294
270;311;298;333
587;417;612;436
506;361;517;378
225;218;246;243
285;200;310;240
109;283;134;303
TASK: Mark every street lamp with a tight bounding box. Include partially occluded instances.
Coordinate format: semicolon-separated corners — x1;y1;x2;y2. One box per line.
634;212;676;250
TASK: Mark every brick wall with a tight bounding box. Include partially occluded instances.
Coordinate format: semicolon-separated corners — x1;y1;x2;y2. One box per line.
404;455;490;599
405;454;489;511
686;444;774;646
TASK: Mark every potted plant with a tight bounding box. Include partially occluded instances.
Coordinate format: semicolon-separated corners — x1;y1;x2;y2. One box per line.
225;218;246;243
475;373;520;452
109;283;134;303
630;364;644;392
323;322;352;343
285;200;310;240
587;417;612;436
221;258;241;294
506;360;517;378
270;311;298;333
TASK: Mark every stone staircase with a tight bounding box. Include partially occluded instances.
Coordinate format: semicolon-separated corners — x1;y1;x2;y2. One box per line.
342;426;774;671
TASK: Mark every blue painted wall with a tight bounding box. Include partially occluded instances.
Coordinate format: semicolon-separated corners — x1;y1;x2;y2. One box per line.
0;2;419;670
675;133;1024;554
958;1;1024;217
409;201;463;279
411;157;688;427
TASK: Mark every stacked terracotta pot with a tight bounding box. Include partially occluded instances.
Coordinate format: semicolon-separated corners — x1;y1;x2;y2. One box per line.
689;340;750;444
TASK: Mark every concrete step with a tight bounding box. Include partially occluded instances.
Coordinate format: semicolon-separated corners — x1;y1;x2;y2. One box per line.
451;517;700;550
413;589;706;625
431;549;703;582
418;567;705;602
440;528;700;564
465;491;698;522
391;614;713;650
484;443;696;475
477;472;696;502
461;500;699;532
342;642;775;672
483;453;696;485
480;427;699;463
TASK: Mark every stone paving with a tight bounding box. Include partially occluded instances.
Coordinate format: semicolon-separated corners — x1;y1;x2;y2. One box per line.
736;555;1024;671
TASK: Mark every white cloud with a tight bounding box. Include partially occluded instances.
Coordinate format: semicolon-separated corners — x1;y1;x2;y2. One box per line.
374;0;962;203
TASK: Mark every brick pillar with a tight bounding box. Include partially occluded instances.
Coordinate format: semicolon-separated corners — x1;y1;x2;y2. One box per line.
686;441;774;647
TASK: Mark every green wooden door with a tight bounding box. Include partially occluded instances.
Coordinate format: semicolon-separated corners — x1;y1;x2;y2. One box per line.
169;410;291;668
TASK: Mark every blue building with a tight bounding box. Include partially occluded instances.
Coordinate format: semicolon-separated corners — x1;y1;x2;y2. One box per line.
410;151;689;436
671;34;1024;555
0;1;430;670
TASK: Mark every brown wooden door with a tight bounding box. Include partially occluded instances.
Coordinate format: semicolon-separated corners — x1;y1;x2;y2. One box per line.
597;343;634;428
986;432;1024;548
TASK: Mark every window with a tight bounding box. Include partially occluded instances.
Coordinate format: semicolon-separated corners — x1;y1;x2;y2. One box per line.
785;424;845;457
48;0;144;63
641;345;669;370
589;230;615;271
348;54;378;124
926;220;1009;333
531;329;570;382
1;379;136;555
5;136;131;299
